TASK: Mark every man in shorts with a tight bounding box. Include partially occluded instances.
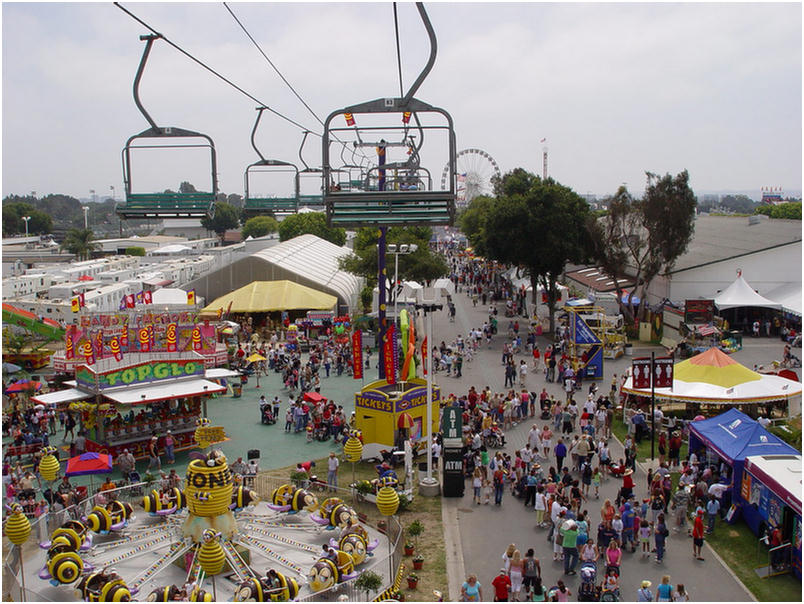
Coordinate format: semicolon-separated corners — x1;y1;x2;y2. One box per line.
692;509;705;560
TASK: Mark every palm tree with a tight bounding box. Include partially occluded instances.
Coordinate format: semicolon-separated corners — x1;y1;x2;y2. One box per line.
61;228;99;260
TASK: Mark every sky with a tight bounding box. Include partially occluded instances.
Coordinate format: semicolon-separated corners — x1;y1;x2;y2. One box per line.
2;2;802;202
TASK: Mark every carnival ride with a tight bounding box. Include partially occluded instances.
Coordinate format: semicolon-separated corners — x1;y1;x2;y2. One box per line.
440;148;501;208
22;432;386;602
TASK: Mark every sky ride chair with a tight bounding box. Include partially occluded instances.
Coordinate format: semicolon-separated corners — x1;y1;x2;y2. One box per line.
322;3;456;227
117;34;218;220
296;130;326;211
242;106;300;218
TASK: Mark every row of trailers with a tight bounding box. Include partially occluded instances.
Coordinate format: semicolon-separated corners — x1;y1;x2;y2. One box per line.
115;4;457;228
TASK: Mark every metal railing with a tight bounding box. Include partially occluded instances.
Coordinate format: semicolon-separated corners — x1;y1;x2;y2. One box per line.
252;472;406;602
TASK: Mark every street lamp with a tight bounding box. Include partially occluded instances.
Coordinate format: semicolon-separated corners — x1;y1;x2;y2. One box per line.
90;189;96;204
82;206;89;229
110;185;115;201
415;287;443;496
21;216;31;238
386;243;418;327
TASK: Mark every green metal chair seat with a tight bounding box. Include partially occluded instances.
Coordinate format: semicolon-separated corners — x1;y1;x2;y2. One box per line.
326;191;454;226
116;192;215;218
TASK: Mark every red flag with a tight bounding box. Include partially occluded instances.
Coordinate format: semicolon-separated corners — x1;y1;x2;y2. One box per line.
344;112;355;126
78;293;85;308
383;325;396;385
402;111;411;124
421;336;428;376
125;294;135;309
352;330;363;380
143;290;153;304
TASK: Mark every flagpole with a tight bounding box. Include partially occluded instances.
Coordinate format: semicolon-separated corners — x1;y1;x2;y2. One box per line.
650;351;656;463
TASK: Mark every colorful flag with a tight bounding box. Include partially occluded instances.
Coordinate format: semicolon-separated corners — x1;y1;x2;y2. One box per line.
135;291;143;304
402;111;411;124
120;329;129;349
71;297;81;313
65;331;75;360
166;323;178;353
95;329;104;357
187;290;196;305
192;326;202;351
225;300;233;318
352;330;363;380
109;336;123;362
119;296;127;311
344;112;355;126
421;336;428;375
138;327;150;352
143;290;153;304
81;342;95;365
78;293;85;308
125;294;135;309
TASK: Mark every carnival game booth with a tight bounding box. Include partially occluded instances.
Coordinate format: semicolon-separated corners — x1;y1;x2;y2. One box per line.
688;409;799;527
52;308;228;375
354;378;441;461
742;454;802;578
621;347;803;419
34;352;225;460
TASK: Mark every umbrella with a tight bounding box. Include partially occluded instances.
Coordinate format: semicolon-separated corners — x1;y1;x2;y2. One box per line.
397;412;415;429
2;362;22;374
78;275;95;281
246;353;266;363
220;327;234;335
5;380;43;394
65;452;113;477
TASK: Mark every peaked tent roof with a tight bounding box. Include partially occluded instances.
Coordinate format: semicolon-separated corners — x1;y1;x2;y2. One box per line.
714;273;782;310
675;347;761;388
688;408;797;464
202;280;337;313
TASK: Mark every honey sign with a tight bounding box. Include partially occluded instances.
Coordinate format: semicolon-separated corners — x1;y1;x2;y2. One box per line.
195;426;228;449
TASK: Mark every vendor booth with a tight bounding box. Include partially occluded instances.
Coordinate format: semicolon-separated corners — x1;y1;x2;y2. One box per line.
622;347;802;418
354;378;440;461
742;454;802;578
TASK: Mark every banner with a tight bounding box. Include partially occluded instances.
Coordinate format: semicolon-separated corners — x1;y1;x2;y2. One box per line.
352;330;363;380
192;326;203;351
81;341;95;365
166;322;178;352
421;336;428;375
344;112;355;126
94;329;104;357
186;289;196;305
632;357;652;389
65;331;75;359
383;325;396;385
574;312;601;345
392;326;400;381
684;299;715;325
109;336;123;362
143;290;152;305
138;327;150;352
654;357;674;388
125;294;135;309
71;297;81;313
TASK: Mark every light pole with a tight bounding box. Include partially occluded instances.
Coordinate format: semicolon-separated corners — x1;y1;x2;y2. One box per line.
415;287;443;496
90;189;96;203
386;243;418;327
110;185;115;201
22;216;31;238
82;206;89;229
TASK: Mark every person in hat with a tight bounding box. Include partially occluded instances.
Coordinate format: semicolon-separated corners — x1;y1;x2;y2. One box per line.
692;509;706;560
561;519;579;575
492;567;512;601
621;467;635;501
636;580;654;602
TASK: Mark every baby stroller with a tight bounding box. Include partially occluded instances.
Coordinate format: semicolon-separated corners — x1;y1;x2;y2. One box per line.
260;404;276;425
578;562;599;601
128;471;143;497
599;585;621;602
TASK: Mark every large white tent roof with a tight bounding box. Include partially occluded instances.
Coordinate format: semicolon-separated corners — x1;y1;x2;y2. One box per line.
714;273;782;310
766;281;802;317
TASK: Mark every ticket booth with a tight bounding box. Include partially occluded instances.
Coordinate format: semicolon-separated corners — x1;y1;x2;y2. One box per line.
354;378;440;461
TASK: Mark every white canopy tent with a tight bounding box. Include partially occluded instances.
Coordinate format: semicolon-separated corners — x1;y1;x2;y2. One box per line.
766;282;802;317
714;273;782;310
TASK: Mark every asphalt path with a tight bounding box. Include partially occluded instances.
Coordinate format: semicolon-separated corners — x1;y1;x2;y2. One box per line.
437;285;767;603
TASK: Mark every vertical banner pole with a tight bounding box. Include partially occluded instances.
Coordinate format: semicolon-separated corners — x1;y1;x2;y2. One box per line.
651;351;656;463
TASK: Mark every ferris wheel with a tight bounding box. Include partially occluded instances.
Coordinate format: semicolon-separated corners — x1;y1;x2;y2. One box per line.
441;148;501;208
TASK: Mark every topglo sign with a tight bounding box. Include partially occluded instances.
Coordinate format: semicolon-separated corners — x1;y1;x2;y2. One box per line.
76;359;205;390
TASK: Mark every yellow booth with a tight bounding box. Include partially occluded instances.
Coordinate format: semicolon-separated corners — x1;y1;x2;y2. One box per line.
354;378;440;460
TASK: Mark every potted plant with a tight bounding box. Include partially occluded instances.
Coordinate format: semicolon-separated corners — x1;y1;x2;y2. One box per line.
412;554;424;570
289;470;308;488
406;573;419;589
404;542;415;557
407;519;424;549
354;570;383;600
354;480;375;503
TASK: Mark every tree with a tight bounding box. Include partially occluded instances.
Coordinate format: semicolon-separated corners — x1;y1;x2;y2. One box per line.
476;169;591;333
242;215;279;238
277;212;346;246
125;246;146;256
457;195;495;257
587;170;697;322
354;571;383;600
755;201;801;220
2;202;53;236
61;228;99;260
338;226;448;293
200;202;241;238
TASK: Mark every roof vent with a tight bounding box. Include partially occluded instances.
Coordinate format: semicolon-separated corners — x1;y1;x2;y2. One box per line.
748;215;762;226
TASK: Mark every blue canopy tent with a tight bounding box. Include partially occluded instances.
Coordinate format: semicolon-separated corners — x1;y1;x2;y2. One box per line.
688;408;798;532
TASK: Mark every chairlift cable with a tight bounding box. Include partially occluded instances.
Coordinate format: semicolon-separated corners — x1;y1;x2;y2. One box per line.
222;2;371;165
393;2;405;98
114;2;316;135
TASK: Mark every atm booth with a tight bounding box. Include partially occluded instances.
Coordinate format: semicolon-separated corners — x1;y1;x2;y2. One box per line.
742;455;802;579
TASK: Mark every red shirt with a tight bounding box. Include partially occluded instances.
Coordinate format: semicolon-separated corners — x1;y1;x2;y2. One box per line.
622;474;635;490
692;515;705;538
492;574;511;600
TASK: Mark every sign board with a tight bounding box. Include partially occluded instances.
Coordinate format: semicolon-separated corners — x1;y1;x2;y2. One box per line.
685;299;715;325
654;357;674;388
76;359;205;391
441;406;463;440
632;357;652;389
195;426;228;449
442;446;465;498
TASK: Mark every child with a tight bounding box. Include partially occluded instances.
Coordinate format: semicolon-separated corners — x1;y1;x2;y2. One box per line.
639;518;652;555
592;467;602;499
306;424;314;443
482;478;492;505
603;567;619;593
472;468;483;505
284;408;293;433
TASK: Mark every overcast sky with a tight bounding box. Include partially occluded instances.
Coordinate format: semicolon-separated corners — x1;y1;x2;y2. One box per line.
2;2;801;202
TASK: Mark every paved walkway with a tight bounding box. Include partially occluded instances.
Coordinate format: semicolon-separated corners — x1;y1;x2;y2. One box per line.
437;286;762;602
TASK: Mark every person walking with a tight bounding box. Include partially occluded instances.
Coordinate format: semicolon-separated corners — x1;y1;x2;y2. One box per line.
561;519;579;575
147;435;161;471
509;549;524;601
326;451;339;491
636;580;654;601
461;574;482;602
164;431;175;465
654;513;669;563
672;584;689;601
522;548;541;599
472;467;483;505
492;568;512;602
554;438;567;472
493;465;506;505
656;575;674;602
692;509;706;560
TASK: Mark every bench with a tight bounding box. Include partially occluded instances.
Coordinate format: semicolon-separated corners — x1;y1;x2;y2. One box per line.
116;193;215;219
243;197;298;216
325;190;455;227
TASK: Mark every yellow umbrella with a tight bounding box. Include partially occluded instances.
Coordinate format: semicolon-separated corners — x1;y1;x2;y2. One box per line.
246;353;266;363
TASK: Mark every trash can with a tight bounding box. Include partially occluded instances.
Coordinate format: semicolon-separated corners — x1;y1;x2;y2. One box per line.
232;383;242;398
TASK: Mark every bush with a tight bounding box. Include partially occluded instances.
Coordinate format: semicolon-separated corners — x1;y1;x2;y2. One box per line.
768;423;802;450
125;246;146;256
354;570;383;597
242;215;279;238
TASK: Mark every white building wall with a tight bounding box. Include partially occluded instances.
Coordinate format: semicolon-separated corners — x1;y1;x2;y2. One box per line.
645;242;801;305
